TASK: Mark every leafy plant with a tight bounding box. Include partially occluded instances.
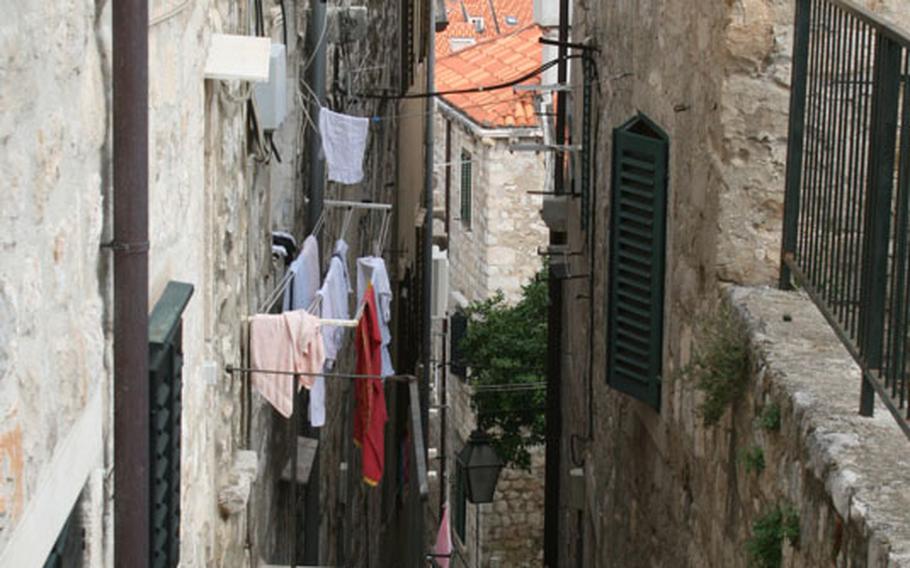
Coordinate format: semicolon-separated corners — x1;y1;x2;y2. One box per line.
746;504;801;568
740;446;765;474
683;303;751;426
760;404;781;432
459;271;548;469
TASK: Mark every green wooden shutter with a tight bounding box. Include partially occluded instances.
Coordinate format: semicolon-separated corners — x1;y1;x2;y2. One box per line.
606;115;669;410
453;462;467;542
148;282;194;568
450;311;468;377
460;151;472;228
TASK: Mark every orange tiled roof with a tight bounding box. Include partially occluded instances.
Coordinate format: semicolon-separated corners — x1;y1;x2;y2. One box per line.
435;24;542;128
437;0;535;57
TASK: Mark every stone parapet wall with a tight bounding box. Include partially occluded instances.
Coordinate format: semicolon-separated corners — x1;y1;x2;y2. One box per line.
567;286;910;567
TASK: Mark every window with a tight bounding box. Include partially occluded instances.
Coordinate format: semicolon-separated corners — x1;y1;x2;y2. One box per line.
149;281;194;567
460;150;472;228
606;114;669;410
453;460;467;542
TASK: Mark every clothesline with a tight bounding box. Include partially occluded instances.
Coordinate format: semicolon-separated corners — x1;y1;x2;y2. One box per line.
225;365;415;383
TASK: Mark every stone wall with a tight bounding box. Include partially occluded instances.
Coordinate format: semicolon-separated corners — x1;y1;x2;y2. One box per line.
559;0;910;566
434;104;548;303
564;287;910;567
0;0;307;565
0;1;110;564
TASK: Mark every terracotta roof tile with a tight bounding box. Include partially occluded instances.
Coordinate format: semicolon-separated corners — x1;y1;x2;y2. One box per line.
437;0;535;57
436;24;542;128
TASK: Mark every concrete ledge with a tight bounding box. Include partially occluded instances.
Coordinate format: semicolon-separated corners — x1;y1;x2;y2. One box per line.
730;285;910;566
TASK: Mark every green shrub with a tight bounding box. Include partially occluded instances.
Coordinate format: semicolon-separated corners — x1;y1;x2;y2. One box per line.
740;446;765;474
746;504;800;568
683;303;751;426
760;404;781;432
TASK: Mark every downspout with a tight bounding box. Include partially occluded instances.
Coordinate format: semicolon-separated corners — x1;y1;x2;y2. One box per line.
422;0;437;454
112;0;150;565
303;1;327;564
544;0;569;566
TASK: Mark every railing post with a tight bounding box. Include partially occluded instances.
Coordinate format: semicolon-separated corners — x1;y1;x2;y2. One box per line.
858;33;902;416
780;0;812;289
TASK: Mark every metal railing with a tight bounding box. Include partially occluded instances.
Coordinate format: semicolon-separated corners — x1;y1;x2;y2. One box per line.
780;0;910;438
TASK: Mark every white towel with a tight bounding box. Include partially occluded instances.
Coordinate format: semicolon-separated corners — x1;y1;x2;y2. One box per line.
319;107;369;184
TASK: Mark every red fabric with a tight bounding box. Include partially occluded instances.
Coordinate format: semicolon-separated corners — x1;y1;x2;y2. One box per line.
354;284;387;486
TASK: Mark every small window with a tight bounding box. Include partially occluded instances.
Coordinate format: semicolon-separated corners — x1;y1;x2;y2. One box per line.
460;150;472;228
149;281;194;567
469;16;485;33
505;15;519;26
454;460;467;542
606;114;669;410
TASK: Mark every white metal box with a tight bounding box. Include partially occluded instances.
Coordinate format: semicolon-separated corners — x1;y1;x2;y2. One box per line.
253;43;288;131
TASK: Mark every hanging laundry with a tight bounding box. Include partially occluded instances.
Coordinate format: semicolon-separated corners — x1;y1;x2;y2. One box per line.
282;235;320;312
317;239;352;363
433;503;452;568
311;239;352;427
318;107;369;184
356;256;395;377
249;310;326;418
353;284;387;486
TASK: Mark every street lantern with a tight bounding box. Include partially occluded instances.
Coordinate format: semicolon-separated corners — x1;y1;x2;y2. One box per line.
456;430;504;504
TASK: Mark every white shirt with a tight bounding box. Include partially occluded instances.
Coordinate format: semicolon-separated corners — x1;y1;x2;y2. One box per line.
356;256;395;377
282;235;320;312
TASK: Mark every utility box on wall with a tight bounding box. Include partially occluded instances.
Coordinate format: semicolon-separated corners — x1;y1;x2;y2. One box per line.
253;43;287;131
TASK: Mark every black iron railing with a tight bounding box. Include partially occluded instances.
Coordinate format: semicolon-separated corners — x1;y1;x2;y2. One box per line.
781;0;910;438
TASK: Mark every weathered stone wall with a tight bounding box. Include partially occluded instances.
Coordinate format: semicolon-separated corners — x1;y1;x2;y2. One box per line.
559;0;910;566
0;1;109;564
1;0;307;565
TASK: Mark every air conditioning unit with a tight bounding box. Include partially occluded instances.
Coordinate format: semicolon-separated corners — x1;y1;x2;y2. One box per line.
431;246;449;319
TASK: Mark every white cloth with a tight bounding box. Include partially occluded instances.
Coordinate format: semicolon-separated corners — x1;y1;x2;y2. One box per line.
318;107;369;184
282;235;321;312
356;256;395;377
311;240;352;427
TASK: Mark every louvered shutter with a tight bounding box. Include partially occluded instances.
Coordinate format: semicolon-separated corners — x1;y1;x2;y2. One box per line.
606;116;668;410
148;282;194;567
450;311;468;378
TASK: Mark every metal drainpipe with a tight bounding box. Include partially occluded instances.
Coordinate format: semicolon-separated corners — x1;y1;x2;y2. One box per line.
303;1;327;564
544;0;569;566
422;0;436;456
113;0;150;565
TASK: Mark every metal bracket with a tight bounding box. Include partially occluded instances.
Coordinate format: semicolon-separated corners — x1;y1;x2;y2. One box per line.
100;240;150;254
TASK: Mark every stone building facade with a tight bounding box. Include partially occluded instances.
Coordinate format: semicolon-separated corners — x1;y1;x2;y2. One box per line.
431;15;549;567
552;0;910;566
0;0;429;566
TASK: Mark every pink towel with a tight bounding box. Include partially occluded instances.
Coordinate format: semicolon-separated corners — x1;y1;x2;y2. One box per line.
250;310;326;418
434;503;452;567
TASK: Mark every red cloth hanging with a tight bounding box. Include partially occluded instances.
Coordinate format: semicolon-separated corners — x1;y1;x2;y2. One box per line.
354;283;387;486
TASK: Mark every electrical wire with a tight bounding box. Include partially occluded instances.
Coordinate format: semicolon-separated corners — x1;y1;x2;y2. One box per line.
355;54;586;100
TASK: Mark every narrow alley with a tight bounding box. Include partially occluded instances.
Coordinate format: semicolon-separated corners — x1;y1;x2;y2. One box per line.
2;0;910;567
